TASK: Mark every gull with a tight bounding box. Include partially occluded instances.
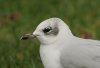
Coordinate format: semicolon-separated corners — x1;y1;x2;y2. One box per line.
21;18;100;68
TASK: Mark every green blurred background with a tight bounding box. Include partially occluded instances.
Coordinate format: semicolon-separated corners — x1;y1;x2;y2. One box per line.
0;0;100;68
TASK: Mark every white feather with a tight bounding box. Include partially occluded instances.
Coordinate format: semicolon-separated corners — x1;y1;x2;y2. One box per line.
33;18;100;68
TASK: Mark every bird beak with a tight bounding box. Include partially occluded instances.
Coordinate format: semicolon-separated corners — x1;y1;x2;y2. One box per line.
20;33;36;40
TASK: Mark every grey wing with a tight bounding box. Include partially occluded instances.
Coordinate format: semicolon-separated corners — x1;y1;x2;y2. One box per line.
60;38;100;68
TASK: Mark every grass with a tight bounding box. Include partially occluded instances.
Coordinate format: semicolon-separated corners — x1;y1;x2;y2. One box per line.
0;0;100;68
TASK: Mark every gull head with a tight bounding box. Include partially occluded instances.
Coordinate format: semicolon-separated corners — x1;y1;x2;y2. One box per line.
21;18;73;45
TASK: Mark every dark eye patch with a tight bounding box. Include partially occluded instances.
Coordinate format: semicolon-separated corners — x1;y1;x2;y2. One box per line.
43;26;52;33
43;26;59;36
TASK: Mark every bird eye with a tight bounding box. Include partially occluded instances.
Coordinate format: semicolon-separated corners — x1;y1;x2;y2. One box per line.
43;26;52;33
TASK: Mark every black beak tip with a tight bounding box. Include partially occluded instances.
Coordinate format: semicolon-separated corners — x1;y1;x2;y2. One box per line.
20;36;29;40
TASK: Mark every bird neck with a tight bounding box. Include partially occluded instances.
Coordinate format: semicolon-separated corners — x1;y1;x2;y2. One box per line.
40;43;63;68
57;21;74;42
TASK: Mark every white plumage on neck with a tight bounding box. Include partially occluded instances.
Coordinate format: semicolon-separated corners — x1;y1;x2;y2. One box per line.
38;18;73;68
